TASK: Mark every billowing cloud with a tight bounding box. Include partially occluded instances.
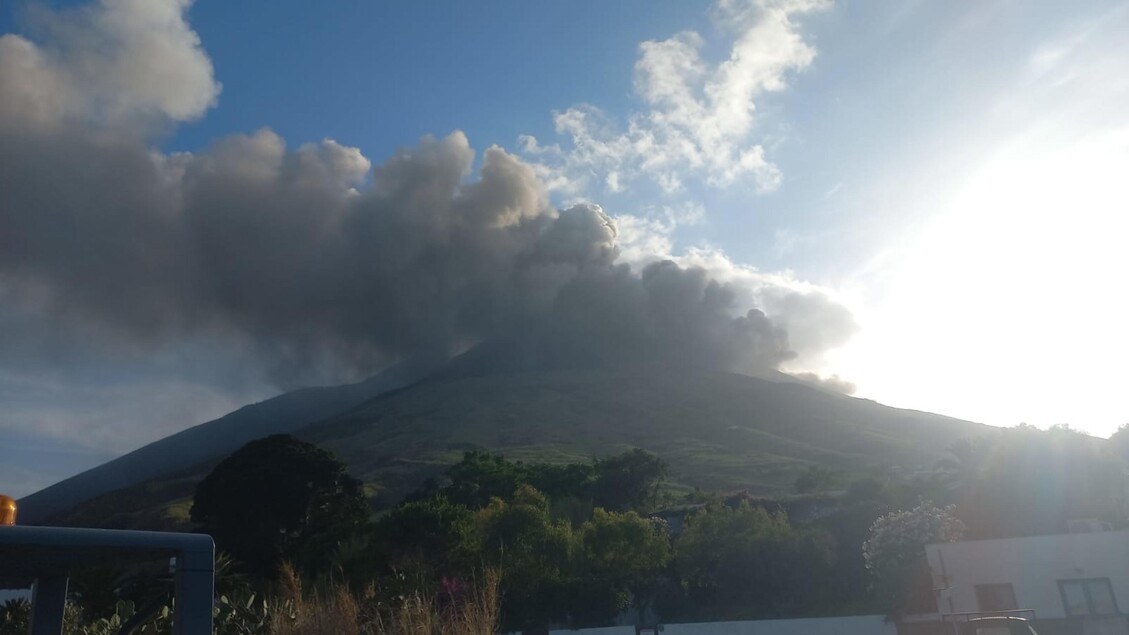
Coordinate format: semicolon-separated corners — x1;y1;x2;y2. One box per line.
0;113;809;384
0;0;219;127
676;247;857;369
520;0;829;195
0;0;857;456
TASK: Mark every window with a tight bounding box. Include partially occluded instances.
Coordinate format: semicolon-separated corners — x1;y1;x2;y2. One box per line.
976;583;1018;612
1058;578;1119;616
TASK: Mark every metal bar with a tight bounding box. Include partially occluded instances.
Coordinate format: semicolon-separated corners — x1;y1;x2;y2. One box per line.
29;576;68;635
0;526;213;552
173;544;214;635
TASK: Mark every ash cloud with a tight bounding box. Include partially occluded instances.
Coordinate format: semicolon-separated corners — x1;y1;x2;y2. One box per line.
0;124;795;382
0;0;852;389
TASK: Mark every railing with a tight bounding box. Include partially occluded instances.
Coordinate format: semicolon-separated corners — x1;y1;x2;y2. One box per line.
0;525;214;635
939;610;1037;635
942;609;1037;623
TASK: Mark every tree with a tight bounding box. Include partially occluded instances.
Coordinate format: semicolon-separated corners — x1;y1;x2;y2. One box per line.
956;425;1127;538
1109;423;1129;461
578;509;671;623
368;496;475;576
672;502;836;621
592;448;666;512
442;451;530;509
528;461;597;506
473;485;577;632
862;502;964;614
190;434;368;577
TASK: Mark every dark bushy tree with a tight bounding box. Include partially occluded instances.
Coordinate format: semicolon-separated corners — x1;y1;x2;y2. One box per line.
592;448;666;512
670;502;836;621
190;434;368;577
442;451;530;509
369;496;475;576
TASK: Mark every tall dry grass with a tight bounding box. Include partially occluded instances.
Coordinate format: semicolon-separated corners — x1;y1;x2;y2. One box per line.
267;564;500;635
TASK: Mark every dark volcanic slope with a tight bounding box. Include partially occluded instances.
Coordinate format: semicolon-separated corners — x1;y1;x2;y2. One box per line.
304;368;988;498
18;366;416;523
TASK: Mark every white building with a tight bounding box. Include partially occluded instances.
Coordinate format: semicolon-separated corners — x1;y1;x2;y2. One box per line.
923;528;1129;634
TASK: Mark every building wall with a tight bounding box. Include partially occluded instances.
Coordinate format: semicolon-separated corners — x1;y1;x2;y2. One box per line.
659;615;895;634
541;615;895;635
547;627;634;635
925;530;1129;619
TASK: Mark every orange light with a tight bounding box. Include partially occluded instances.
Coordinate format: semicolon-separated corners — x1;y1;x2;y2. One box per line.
0;494;16;526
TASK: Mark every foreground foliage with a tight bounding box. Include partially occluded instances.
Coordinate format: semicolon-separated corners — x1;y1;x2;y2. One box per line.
0;566;501;635
16;421;1129;632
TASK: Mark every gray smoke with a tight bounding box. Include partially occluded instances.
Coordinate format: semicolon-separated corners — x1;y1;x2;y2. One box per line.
0;123;796;382
0;0;848;388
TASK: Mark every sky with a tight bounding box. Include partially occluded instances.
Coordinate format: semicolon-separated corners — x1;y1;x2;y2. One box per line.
1;0;1127;498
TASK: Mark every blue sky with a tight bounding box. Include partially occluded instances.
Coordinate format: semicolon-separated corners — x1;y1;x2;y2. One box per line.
2;0;1127;497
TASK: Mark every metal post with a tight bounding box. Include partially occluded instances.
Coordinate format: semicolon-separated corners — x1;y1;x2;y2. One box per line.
173;542;214;635
29;576;68;635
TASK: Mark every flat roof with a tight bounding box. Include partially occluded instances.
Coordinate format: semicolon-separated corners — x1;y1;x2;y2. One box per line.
926;528;1129;550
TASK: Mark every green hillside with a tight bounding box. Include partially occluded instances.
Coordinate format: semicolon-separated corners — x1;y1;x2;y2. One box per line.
45;367;988;529
304;367;987;504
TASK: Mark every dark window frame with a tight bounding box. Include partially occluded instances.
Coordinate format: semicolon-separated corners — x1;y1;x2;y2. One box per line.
1057;577;1119;616
975;582;1019;612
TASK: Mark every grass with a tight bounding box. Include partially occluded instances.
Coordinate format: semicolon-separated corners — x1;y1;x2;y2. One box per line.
163;497;194;523
269;564;501;635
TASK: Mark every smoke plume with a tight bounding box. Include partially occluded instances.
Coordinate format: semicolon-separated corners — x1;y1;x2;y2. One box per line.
0;0;853;388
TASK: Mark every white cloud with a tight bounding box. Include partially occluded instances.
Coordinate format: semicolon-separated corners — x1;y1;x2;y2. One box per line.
0;0;219;127
612;213;675;268
521;0;828;196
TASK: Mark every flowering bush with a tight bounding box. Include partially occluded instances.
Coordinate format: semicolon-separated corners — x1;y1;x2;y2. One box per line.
862;502;965;613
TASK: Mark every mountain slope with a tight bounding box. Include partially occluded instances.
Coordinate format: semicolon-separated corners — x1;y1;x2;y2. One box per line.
303;367;987;500
18;365;418;523
29;365;991;528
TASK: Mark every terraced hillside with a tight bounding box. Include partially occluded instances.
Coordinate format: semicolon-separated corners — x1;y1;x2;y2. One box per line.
305;367;987;504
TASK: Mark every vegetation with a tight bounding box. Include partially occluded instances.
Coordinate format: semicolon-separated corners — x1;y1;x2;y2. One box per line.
668;502;835;621
304;367;989;501
42;367;992;531
16;420;1129;630
351;450;676;631
0;566;501;635
190;435;369;578
862;502;965;614
948;424;1127;538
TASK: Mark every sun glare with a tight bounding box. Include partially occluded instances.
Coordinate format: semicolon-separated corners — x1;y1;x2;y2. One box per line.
830;129;1129;434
